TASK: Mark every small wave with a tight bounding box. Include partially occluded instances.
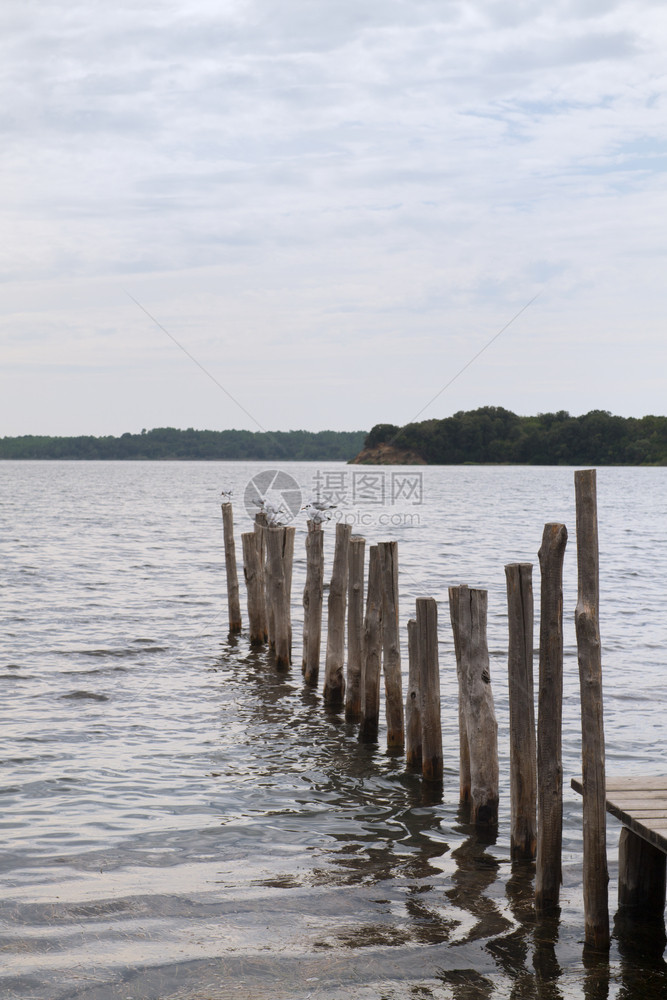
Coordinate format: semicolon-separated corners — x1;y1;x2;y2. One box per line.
59;665;128;676
53;647;168;658
60;690;110;702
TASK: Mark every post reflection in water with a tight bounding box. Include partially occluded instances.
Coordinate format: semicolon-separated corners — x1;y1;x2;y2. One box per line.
533;910;564;1000
581;949;610;1000
615;908;667;1000
211;639;667;1000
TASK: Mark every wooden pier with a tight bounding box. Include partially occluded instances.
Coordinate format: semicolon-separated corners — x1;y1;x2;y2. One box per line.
572;775;667;919
221;469;667;955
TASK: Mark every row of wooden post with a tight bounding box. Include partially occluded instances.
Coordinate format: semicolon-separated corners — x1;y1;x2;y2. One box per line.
220;468;608;951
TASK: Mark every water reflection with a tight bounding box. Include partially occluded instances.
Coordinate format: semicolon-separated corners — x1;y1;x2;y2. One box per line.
210;635;667;1000
615;908;667;1000
581;950;610;1000
437;968;496;999
446;808;511;943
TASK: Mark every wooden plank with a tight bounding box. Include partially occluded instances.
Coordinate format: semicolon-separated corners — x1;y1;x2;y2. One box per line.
572;776;667;855
607;777;667;791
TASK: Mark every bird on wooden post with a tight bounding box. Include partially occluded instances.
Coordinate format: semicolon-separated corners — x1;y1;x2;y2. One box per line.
301;499;337;524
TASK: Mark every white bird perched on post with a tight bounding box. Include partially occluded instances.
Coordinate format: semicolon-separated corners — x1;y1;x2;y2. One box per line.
220;489;233;502
301;497;337;524
253;497;287;526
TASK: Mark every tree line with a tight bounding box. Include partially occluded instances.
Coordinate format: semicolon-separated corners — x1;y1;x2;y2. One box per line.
0;427;367;461
363;407;667;465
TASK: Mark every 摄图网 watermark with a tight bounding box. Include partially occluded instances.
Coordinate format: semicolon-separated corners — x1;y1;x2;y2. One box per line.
243;469;424;527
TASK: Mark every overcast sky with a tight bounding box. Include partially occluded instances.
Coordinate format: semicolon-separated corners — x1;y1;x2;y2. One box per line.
2;0;666;436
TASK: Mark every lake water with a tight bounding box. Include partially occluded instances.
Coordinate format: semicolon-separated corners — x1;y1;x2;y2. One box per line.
2;461;667;1000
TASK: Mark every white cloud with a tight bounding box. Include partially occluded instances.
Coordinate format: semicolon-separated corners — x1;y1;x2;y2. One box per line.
1;0;666;434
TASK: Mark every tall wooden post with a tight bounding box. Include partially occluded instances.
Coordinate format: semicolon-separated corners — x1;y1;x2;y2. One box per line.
505;562;537;861
283;525;296;659
359;545;382;743
448;585;498;824
253;513;268;644
324;522;352;705
345;535;366;721
574;469;609;950
265;526;290;670
535;522;568;913
303;521;324;686
242;531;266;644
378;541;404;748
405;618;421;768
448;588;471;803
618;827;666;917
416;598;442;782
221;503;242;633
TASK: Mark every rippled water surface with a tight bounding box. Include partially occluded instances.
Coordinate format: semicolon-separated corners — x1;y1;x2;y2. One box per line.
2;461;667;999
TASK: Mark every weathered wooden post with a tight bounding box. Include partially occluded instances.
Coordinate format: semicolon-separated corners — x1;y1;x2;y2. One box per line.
303;520;325;686
449;591;471;803
535;522;568;913
283;525;295;658
324;522;352;705
265;526;290;670
617;827;666;918
221;502;242;634
345;535;365;721
449;585;499;824
574;469;609;950
254;514;274;648
505;562;537;861
378;540;404;749
250;515;268;644
416;598;442;782
242;531;266;644
405;618;421;768
359;545;382;743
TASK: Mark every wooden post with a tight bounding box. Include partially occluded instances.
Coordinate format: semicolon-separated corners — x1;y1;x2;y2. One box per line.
253;514;268;643
448;588;471;803
345;535;366;721
574;469;609;950
241;531;266;644
378;541;404;748
303;521;324;686
265;526;290;670
405;618;421;768
324;522;352;705
221;503;242;633
283;525;295;659
416;598;442;782
535;522;568;913
505;562;537;861
359;545;382;743
255;515;275;648
448;586;498;824
618;827;666;918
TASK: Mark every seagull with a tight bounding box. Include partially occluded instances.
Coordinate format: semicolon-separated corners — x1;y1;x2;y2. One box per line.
302;496;337;512
254;497;287;526
301;498;337;524
220;489;233;502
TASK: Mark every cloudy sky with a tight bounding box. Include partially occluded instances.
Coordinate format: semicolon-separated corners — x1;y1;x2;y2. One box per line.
2;0;666;436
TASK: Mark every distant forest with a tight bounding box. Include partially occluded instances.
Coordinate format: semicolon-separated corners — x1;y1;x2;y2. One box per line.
4;409;667;464
364;407;667;465
0;427;367;461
